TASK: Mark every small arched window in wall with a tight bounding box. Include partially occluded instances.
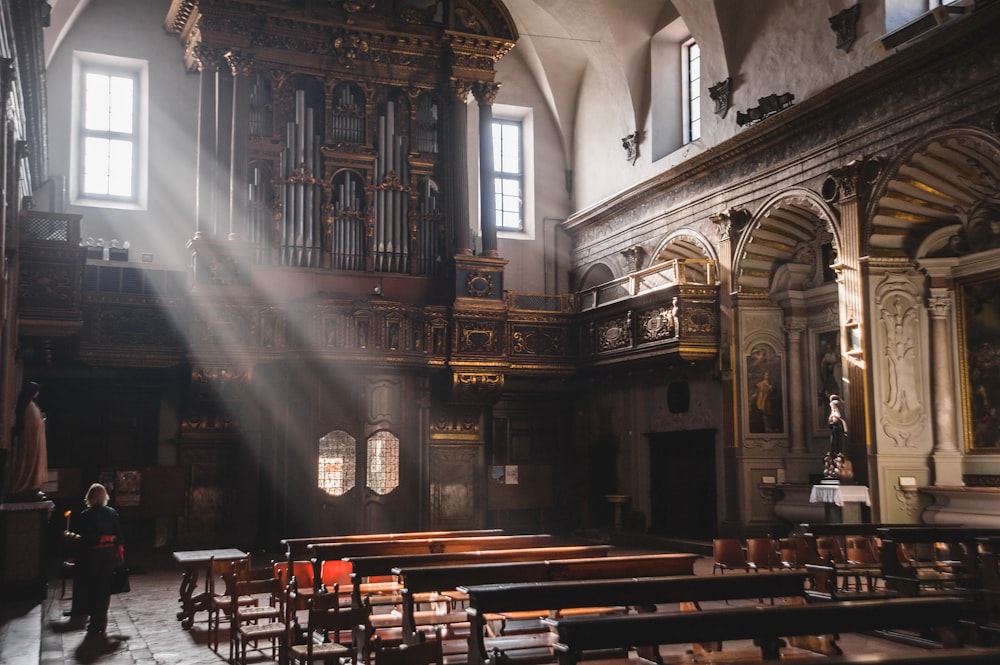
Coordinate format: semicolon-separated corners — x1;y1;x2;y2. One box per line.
318;430;356;497
367;430;400;496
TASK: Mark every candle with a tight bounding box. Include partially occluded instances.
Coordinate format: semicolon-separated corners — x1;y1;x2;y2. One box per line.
64;510;71;531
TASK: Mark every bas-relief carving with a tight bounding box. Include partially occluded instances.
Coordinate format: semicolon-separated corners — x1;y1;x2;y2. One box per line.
740;309;783;338
873;276;930;450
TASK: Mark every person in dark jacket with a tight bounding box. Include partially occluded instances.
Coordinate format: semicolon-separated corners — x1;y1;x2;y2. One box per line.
68;483;124;636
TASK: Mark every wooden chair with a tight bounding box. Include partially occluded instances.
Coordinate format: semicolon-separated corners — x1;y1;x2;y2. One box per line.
846;535;883;591
207;556;255;654
712;538;753;574
746;537;784;571
817;536;862;591
288;587;373;665
233;576;287;665
373;629;443;665
779;536;823;569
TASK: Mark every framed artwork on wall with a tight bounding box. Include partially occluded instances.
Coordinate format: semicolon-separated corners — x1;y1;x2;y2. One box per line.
746;342;784;434
814;329;843;433
960;275;1000;451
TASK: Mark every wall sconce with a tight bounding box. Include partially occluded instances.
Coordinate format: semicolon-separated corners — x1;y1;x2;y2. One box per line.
373;280;383;296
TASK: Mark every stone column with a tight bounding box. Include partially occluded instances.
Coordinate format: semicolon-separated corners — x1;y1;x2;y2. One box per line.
449;78;472;256
821;158;882;489
225;49;254;241
193;45;222;238
929;290;964;485
472;81;501;258
784;322;808;454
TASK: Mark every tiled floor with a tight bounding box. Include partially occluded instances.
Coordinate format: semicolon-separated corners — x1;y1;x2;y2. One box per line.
1;548;933;665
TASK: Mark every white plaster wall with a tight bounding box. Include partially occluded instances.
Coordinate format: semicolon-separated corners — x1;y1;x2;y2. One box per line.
494;48;573;294
571;0;886;211
45;0;198;268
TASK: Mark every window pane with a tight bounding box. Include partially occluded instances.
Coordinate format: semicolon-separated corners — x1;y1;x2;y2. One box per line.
319;430;356;497
367;431;400;496
83;137;111;195
108;76;135;133
84;73;111;131
107;140;134;196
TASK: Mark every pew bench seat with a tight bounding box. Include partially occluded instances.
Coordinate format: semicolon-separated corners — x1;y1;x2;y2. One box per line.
544;596;976;665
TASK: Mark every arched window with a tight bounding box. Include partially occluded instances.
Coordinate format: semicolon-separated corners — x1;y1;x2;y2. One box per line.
366;430;399;496
318;430;356;497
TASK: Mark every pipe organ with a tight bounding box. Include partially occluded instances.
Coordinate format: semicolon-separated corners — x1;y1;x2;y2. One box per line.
176;0;516;280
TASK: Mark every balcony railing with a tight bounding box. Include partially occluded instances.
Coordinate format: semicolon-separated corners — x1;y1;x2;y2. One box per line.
19;210;82;245
578;258;717;311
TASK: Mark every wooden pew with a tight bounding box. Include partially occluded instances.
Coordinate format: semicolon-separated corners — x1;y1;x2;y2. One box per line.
348;545;614;610
281;529;505;586
875;526;1000;597
461;571;809;665
309;534;559;599
544;595;977;664
395;553;700;650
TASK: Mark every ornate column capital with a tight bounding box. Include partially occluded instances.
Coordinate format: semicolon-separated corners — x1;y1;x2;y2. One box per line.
471;81;501;106
449;77;474;103
821;156;883;204
192;44;225;73
928;294;952;318
783;322;807;341
709;207;750;242
224;49;255;77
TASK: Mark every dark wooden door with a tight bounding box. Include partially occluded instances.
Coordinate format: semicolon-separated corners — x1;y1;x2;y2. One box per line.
647;429;717;540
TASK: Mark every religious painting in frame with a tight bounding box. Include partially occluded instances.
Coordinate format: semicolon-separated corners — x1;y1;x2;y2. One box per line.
746;342;784;434
813;329;843;433
960;275;1000;451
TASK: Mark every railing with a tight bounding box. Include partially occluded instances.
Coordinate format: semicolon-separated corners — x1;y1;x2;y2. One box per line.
578;258;717;311
19;210;82;245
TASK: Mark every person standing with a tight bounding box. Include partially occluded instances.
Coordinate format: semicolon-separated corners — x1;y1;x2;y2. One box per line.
70;483;124;636
8;381;49;501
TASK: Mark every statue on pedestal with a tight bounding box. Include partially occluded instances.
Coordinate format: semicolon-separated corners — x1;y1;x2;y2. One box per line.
822;394;853;483
6;381;49;502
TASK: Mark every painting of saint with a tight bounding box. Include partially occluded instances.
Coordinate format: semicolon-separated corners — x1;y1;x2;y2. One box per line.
747;343;783;434
963;279;1000;450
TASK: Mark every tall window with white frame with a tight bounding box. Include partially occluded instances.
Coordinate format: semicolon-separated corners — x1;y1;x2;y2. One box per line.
75;58;143;204
493;118;523;232
683;39;701;144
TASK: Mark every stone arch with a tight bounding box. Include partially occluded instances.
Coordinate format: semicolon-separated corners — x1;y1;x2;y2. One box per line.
867;128;1000;261
733;188;840;295
650;228;719;283
578;262;615;290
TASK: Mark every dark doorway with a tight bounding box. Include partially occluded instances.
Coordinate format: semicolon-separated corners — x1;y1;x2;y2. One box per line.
647;429;717;540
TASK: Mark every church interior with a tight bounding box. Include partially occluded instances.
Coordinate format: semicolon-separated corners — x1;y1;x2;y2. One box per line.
2;0;1000;561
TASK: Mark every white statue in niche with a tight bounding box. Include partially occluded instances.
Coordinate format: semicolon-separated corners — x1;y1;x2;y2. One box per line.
882;295;920;415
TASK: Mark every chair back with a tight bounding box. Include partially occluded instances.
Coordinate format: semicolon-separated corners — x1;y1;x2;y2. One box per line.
322;559;353;586
712;538;750;573
816;536;847;564
236;576;285;612
746;538;781;570
846;536;877;564
275;560;315;588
